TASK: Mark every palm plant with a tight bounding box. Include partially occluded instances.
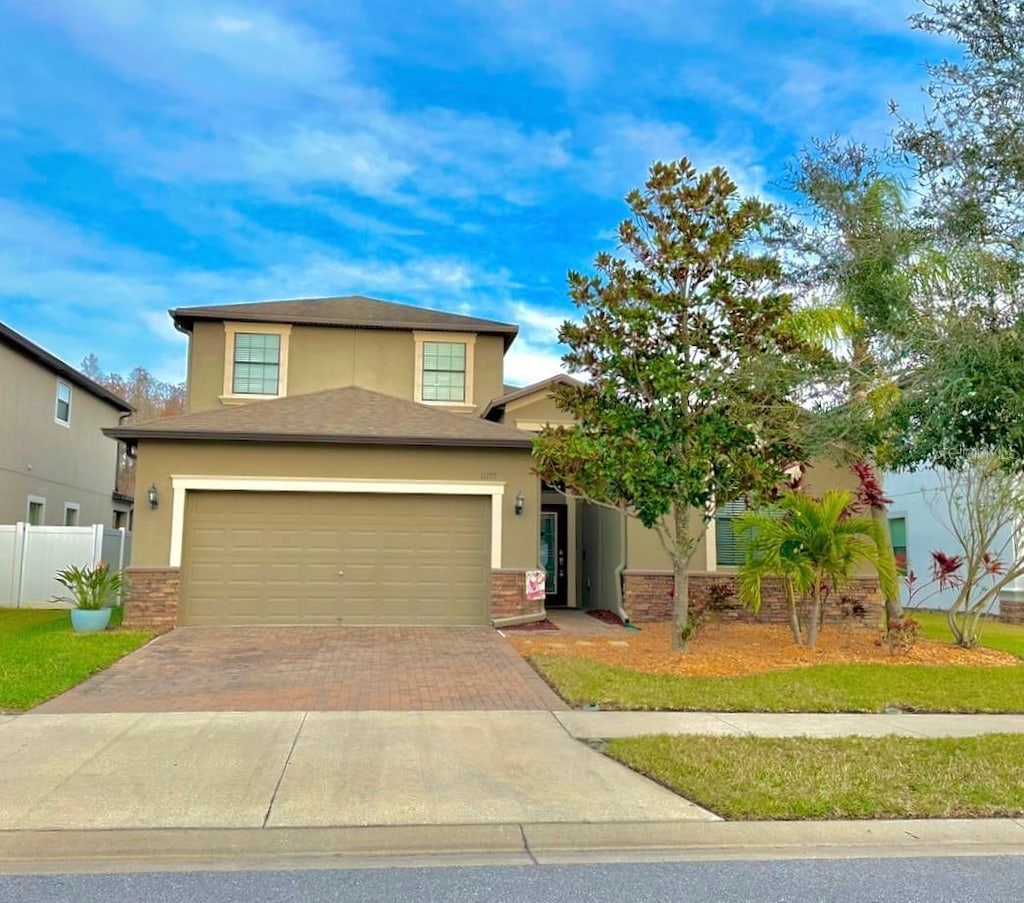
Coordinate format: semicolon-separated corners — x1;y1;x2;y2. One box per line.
736;489;898;647
52;562;125;610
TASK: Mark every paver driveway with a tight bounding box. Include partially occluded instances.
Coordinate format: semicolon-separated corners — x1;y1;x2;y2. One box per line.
33;626;567;713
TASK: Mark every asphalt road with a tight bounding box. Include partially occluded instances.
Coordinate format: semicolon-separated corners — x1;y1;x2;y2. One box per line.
1;856;1022;902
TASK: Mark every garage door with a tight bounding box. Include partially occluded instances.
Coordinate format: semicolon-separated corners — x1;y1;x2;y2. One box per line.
179;491;491;626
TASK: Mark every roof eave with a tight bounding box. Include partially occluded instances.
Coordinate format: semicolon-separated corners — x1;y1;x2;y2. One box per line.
0;323;133;413
103;427;533;449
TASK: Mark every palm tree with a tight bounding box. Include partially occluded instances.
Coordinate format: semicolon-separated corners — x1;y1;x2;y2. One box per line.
736;489;898;647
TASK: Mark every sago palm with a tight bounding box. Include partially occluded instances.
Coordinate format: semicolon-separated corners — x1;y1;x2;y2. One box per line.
736;489;898;647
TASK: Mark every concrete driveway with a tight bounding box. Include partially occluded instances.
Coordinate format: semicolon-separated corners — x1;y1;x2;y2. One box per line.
33;626;567;713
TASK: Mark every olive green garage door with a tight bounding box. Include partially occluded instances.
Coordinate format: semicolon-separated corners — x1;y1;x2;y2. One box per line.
179;491;492;626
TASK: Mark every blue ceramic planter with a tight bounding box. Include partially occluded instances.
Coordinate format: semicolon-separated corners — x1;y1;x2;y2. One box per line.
70;608;112;634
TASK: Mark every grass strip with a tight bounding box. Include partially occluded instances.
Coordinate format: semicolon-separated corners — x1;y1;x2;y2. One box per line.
605;733;1024;819
0;609;154;712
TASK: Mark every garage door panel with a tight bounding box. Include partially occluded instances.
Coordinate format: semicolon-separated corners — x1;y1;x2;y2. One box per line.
180;491;491;626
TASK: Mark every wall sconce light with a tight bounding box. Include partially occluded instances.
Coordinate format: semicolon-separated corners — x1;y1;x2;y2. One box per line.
514;490;525;516
147;484;159;509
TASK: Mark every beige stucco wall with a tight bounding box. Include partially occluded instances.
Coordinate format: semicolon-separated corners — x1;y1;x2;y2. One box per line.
0;344;123;526
185;322;507;414
131;440;540;570
625;458;869;574
502;392;573;428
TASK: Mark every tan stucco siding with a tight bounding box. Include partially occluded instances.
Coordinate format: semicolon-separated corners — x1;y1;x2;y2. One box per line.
626;508;709;571
186;322;507;413
503;394;574;428
472;335;505;412
0;345;122;526
624;459;865;573
131;440;540;570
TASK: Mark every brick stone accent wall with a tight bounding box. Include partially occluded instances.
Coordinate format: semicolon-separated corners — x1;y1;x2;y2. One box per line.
622;570;883;627
1001;600;1024;626
124;567;180;631
491;569;543;620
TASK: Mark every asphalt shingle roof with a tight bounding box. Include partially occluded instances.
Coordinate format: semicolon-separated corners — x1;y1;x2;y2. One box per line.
171;295;519;348
105;386;534;449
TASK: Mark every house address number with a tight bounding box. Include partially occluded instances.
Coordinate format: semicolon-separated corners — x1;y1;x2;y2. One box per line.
480;471;498;479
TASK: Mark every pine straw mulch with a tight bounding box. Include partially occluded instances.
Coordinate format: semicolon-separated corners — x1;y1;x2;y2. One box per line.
506;621;1020;678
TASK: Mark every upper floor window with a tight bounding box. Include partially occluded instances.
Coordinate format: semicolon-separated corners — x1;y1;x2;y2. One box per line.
415;332;475;406
221;323;291;402
232;333;281;395
422;341;466;402
55;380;71;426
889;516;908;575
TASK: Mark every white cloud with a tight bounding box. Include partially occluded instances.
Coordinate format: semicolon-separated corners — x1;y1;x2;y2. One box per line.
502;338;569;386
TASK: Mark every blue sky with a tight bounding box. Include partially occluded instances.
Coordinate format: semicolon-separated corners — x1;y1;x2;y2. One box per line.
0;0;942;386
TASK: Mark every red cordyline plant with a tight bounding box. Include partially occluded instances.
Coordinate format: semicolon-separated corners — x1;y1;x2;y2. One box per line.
851;461;892;509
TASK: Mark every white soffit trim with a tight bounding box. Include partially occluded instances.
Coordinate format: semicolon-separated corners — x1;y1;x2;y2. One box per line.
168;476;506;570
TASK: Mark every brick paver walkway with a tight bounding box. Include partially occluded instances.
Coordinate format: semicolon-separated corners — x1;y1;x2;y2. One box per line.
34;627;568;713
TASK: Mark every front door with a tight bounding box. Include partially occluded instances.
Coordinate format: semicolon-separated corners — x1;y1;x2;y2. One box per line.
540;505;568;607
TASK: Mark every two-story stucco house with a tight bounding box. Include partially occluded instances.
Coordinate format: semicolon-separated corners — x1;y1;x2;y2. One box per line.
1;322;132;529
109;296;876;630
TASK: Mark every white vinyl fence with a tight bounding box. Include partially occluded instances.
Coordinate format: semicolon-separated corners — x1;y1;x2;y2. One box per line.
0;524;132;608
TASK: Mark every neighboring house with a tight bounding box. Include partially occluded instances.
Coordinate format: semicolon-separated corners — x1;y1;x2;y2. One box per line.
885;469;1023;622
0;322;133;529
108;295;877;630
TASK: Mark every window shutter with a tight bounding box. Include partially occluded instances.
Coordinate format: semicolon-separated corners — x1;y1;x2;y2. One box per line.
715;499;749;567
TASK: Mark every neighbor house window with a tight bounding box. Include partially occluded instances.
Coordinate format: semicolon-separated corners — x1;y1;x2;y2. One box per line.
27;497;45;526
232;333;281;395
63;503;80;526
421;341;467;402
714;499;750;567
55;381;71;426
889;516;908;575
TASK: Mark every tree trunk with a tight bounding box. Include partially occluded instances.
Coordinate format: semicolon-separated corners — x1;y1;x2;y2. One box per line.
806;575;823;648
672;561;690;651
785;579;804;645
871;501;904;625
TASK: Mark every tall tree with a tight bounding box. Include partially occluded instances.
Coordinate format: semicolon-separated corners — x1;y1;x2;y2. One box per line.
894;0;1024;255
887;0;1024;473
82;355;186;494
777;141;922;624
533;158;818;649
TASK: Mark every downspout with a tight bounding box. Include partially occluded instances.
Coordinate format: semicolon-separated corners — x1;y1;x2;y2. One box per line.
614;506;630;624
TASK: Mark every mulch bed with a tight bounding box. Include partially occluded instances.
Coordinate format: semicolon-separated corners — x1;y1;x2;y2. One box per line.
507;621;1019;677
586;609;625;626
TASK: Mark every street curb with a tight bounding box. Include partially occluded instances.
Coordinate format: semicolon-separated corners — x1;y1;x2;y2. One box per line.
1;819;1023;874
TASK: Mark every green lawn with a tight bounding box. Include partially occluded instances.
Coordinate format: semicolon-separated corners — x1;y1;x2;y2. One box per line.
530;654;1024;712
605;733;1024;819
0;609;154;712
913;610;1024;659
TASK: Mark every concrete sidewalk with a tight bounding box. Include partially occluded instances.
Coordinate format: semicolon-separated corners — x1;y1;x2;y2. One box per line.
556;711;1024;739
0;711;713;832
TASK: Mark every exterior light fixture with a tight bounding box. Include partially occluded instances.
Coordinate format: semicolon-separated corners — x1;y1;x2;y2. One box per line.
147;484;159;509
514;491;525;516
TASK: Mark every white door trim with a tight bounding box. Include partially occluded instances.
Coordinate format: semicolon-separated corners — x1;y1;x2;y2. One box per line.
169;475;505;569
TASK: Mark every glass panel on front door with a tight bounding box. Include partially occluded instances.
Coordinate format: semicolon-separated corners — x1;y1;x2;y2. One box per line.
540;512;558;596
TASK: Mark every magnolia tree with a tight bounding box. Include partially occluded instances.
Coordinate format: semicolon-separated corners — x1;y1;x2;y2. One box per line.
904;455;1024;647
533;158;819;649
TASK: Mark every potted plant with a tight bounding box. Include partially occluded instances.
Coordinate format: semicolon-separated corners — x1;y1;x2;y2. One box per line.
52;562;125;633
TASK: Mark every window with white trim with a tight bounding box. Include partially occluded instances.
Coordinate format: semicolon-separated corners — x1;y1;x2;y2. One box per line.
63;503;80;526
232;333;281;395
55;381;71;426
27;497;45;526
421;341;467;402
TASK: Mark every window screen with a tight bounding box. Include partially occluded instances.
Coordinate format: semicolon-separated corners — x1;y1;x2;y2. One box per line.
232;333;281;395
421;341;466;402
